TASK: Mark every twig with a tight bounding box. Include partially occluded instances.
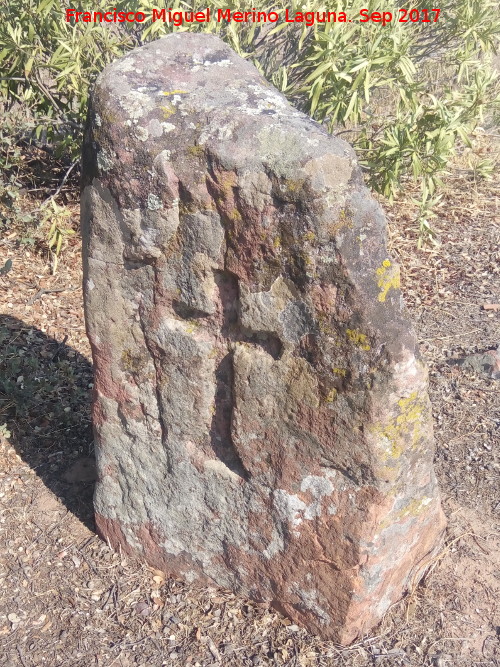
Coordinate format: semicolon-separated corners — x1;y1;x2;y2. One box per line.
463;384;499;394
27;287;75;305
409;531;473;592
420;327;484;341
41;160;79;206
16;645;29;667
51;334;69;362
74;544;99;575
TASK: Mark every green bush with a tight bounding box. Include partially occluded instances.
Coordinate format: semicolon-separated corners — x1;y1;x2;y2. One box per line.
0;0;499;242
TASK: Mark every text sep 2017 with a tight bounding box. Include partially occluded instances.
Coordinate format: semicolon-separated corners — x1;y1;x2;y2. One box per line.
65;8;442;27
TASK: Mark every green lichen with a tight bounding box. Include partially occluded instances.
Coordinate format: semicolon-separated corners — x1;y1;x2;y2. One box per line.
329;208;353;236
179;201;196;216
283;178;306;195
376;259;400;302
346;328;371;351
187;144;205;158
121;349;146;373
317;316;336;337
217;171;237;192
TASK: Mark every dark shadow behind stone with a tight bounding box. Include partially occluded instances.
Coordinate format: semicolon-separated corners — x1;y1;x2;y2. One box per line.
0;315;95;530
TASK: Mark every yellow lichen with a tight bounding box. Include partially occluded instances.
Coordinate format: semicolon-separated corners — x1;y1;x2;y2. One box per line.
332;367;347;377
329;209;353;236
302;231;316;242
161;90;189;96
227;208;242;223
161;104;175;120
346;328;371;351
397;497;432;519
283;178;305;194
397;393;425;423
325;388;337;403
378;496;432;531
185;320;199;334
376;259;400;302
371;391;427;462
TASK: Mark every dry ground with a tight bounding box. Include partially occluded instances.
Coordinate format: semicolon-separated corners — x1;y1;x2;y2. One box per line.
0;133;498;666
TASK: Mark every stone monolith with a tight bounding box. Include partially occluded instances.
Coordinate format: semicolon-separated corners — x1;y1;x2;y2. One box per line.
82;33;446;643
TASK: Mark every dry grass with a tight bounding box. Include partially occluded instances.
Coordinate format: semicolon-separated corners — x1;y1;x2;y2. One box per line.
0;133;498;666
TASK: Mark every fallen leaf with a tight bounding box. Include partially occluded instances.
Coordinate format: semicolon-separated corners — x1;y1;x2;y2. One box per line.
135;601;150;616
407;597;417;619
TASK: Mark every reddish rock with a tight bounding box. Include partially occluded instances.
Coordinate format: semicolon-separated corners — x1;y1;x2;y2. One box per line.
82;33;446;643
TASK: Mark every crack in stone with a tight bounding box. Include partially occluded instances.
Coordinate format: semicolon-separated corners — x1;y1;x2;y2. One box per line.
137;274;173;474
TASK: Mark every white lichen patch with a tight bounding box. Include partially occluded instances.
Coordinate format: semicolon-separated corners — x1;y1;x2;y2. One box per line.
273;489;306;528
248;84;289;110
300;475;334;497
162;123;176;134
135;127;149;142
119;90;155;120
303;154;353;193
199;120;236;144
263;528;285;560
202;59;232;68
148;118;164;138
300;475;334;519
147;193;163;211
96;148;114;172
291;586;331;624
112;58;136;74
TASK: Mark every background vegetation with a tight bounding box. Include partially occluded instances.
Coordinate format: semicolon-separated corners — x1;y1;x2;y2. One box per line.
0;0;499;248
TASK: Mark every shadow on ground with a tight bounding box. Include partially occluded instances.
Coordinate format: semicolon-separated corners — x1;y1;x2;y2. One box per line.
0;314;95;530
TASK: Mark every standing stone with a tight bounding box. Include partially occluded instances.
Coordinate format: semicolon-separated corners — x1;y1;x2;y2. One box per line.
82;33;445;643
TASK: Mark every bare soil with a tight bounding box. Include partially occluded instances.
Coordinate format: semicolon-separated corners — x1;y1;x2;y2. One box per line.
0;133;498;666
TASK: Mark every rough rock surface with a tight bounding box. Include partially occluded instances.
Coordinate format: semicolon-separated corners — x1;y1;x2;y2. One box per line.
82;33;446;643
